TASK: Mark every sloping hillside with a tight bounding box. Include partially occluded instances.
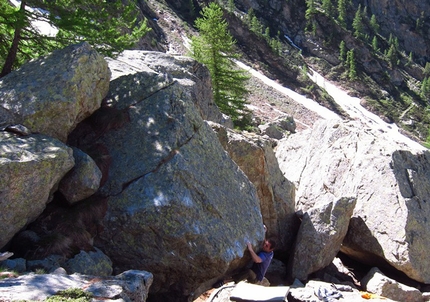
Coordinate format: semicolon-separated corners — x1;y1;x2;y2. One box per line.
137;0;430;144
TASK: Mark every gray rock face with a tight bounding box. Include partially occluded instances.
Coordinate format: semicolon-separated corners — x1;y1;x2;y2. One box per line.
69;51;265;299
105;50;232;128
64;247;112;277
0;270;153;301
211;123;297;252
0;42;110;142
276;119;430;283
288;197;356;281
59;147;102;204
0;132;74;249
361;267;424;302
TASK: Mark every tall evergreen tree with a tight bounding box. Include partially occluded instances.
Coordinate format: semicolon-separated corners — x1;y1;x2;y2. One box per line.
337;0;347;27
352;4;363;38
339;40;347;62
424;62;430;77
322;0;334;17
371;36;378;52
386;44;397;67
421;77;430;99
347;49;357;80
191;2;250;126
0;0;150;77
369;14;379;33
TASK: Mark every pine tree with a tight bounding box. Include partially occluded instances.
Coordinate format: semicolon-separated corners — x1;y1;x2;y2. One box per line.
421;77;430;98
339;40;347;62
424;62;430;77
191;2;250;126
227;0;235;13
338;0;347;27
371;36;378;52
386;44;397;67
347;49;357;80
305;0;317;33
322;0;334;17
352;5;364;38
369;14;379;33
0;0;150;77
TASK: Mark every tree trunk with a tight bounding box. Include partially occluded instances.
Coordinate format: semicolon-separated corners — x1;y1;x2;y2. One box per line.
0;1;26;78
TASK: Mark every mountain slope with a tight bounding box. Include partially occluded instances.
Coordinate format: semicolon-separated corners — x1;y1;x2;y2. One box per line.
138;0;430;145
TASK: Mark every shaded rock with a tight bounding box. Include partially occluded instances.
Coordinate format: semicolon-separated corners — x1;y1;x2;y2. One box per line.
0;269;153;301
0;42;110;142
211;123;297;253
105;50;232;128
59;147;102;204
27;254;65;273
258;115;296;140
361;267;423;302
1;258;26;273
64;247;112;277
75;52;265;300
288;279;396;302
0;132;74;249
258;123;284;140
276;119;430;283
1;124;31;136
288;197;356;281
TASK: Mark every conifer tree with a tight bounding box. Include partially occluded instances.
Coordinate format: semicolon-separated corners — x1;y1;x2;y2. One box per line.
0;0;150;77
424;62;430;77
352;4;364;38
371;36;378;52
337;0;347;27
370;14;379;33
322;0;334;17
191;2;250;126
386;44;397;67
421;77;430;99
347;49;357;80
339;40;347;62
227;0;235;13
305;0;317;33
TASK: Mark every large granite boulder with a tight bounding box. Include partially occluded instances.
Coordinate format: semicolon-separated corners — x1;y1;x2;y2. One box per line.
0;132;74;249
70;51;264;300
105;50;232;128
211;123;297;253
276;119;430;283
288;197;356;281
0;269;153;301
58;147;102;204
0;42;110;142
361;267;424;302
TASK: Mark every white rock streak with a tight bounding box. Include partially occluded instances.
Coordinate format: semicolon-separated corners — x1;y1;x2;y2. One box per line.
234;59;425;151
235;61;341;121
308;69;425;151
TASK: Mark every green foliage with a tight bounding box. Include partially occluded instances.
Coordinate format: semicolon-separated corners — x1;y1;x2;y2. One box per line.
386;44;397;67
191;2;250;127
227;0;235;13
352;4;364;38
339;40;346;62
305;0;316;20
322;0;334;17
369;14;379;33
425;127;430;149
421;77;430;99
346;49;357;80
337;0;347;27
424;62;430;77
45;288;93;302
371;36;378;52
0;0;150;77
